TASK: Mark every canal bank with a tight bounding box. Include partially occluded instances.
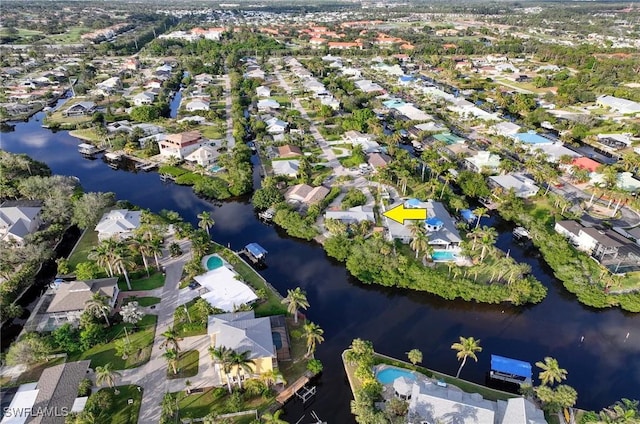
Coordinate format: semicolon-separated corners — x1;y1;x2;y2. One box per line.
0;109;639;421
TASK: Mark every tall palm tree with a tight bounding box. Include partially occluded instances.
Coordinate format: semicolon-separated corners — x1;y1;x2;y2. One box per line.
160;392;177;419
95;363;121;392
149;237;164;271
197;211;215;236
260;369;286;388
209;346;234;393
230;350;256;389
160;327;182;352
451;336;482;378
112;242;134;290
163;349;179;375
85;293;111;325
130;236;154;277
88;242;114;277
535;356;567;386
407;348;423;366
473;207;489;229
410;231;430;260
261;410;288;424
409;221;426;238
281;287;309;325
479;226;498;262
302;322;324;358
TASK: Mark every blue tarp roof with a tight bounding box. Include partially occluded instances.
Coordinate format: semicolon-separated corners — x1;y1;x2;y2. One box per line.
460;209;475;222
425;217;443;227
491;355;532;379
405;198;421;207
245;243;268;258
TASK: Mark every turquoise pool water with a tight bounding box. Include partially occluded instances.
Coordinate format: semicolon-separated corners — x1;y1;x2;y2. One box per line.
431;251;457;261
206;255;223;270
209;165;223;173
376;368;416;384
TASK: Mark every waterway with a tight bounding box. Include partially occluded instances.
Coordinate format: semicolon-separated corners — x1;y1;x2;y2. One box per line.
1;110;639;421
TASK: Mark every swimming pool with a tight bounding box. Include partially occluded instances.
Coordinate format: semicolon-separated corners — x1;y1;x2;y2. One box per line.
431;250;457;262
376;367;416;384
206;255;224;270
209;165;223;173
272;332;283;350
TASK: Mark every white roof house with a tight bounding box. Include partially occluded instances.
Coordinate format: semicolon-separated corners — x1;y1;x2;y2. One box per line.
256;86;271;98
354;79;384;93
184;145;220;167
96;76;121;93
343;131;381;153
465;151;501;173
196;256;257;311
133;91;155;106
0;203;42;245
490;121;522;137
257;99;280;111
94;209;142;241
394;104;433;122
266;118;288;134
324;206;375;223
186;99;210;112
272;160;299;177
527;143;580;163
596;95;640;115
208;311;275;361
489;174;539;198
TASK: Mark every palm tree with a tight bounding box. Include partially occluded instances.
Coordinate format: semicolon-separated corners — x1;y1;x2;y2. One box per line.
281;287;309;325
160;327;182;352
478;226;498;262
163;349;179;375
409;221;426;238
95;363;121;392
149;237;163;271
112;242;134;290
197;211;215;236
407;349;423;366
410;231;430;260
85;293;111;325
230;350;256;389
451;336;482;378
209;346;234;393
260;369;286;388
130;235;154;277
535;356;567;386
261;410;288;424
88;242;115;277
160;393;177;419
473;207;489;229
302;322;324;358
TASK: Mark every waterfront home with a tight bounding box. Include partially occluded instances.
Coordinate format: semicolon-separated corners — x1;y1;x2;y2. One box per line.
257;99;280;112
596;95;640;115
465;151;501;174
208;311;279;386
184;145;220;167
185;99;210;112
256;85;271;98
272;160;299;177
284;184;330;207
196;256;257;311
266;118;288;134
277;144;303;158
44;278;119;328
132;91;155;106
367;152;392;171
554;220;637;261
194;73;214;86
0;201;42;245
94;209;142;241
0;361;91;424
324;205;375;223
489;174;539;198
62;101;96;117
158;131;205;159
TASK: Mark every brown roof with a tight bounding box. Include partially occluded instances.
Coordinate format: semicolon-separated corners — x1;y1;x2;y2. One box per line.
278;144;303;157
285;184;330;205
47;278;118;313
368;153;392;169
164;131;202;146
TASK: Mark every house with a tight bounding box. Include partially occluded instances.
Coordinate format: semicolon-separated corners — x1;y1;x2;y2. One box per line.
320;96;340;110
244;69;266;80
556;220;637;260
94;209;142;241
256;86;271;98
398;75;415;85
184;145;220;167
489;174;539;198
0;361;91;424
196;255;257;311
0;201;42;245
194;73;215;86
597;133;633;150
367;153;392;171
186;99;210;112
596;95;640;115
512;131;553;145
132;91;155;106
327;41;362;50
45;278;119;327
257;99;280;112
266;118;288;134
527;143;580;163
343;131;381;153
465;151;501;174
277;144;302;158
554;220;585;246
431;133;466;146
208;311;278;385
354;80;384;93
590;171;640;192
490;121;522;137
324;206;375;223
571;157;601;173
96;76;121;94
272;160;299;177
284;184;330;206
159;131;205;159
62;101;96;117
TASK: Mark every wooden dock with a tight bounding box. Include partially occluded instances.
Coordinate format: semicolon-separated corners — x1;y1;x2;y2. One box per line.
275;374;310;404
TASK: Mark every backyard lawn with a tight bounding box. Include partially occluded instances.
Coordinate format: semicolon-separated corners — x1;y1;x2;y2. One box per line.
174;298;209;337
68;128;103;143
174;387;273;421
278;317;309;385
97;385;143;424
200;125;224;140
167;350;199;379
119;271;166;291
68;315;157;369
67;229;100;269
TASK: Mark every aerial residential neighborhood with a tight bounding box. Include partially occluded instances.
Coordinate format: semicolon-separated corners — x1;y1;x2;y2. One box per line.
1;1;639;423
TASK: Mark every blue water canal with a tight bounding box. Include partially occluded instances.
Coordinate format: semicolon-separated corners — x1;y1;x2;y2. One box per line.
1;109;639;421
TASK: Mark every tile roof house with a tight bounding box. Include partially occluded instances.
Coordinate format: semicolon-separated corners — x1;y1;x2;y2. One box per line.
0;201;42;245
208;311;278;385
94;209;142;241
1;361;91;424
367;153;392;171
158;131;205;159
184;145;220;167
284;184;330;206
277;144;303;158
272;160;299;177
571;157;601;173
44;278;119;328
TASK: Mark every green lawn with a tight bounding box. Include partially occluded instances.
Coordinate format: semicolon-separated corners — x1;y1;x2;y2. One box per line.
0;358;65;388
174;299;208;337
278;317;309;385
123;296;161;307
174;387;274;420
620;272;640;290
68;229;100;269
119;271;165;291
167;350;199;379
200;125;224;140
68;315;157;369
47;26;91;43
68;128;103;143
98;385;143;424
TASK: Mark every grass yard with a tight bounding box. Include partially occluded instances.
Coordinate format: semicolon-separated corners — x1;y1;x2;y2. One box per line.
0;358;65;388
47;26;91;43
175;387;274;421
119;271;165;291
620;272;640;291
174;299;208;337
68;128;103;143
167;350;199;379
278;317;309;385
123;296;161;307
67;228;100;269
200;125;224;140
68;315;157;369
97;385;143;424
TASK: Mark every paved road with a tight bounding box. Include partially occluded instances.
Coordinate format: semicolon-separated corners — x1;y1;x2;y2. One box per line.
222;74;235;148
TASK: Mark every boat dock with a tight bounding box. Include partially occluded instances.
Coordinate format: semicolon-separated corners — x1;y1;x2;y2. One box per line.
78;143;105;157
276;374;311;404
241;242;268;264
258;207;275;221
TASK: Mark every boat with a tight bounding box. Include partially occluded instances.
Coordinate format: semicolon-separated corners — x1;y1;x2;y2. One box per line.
104;152;122;161
258;207;275;221
78;143;104;157
513;227;530;240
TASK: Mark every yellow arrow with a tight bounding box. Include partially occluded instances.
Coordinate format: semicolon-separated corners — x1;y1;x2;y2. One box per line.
383;204;427;224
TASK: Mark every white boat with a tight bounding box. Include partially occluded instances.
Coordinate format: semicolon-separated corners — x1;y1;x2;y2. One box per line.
104;152;122;161
513;227;530;239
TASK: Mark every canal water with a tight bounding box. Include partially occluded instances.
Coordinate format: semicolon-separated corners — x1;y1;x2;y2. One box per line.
1;110;639;421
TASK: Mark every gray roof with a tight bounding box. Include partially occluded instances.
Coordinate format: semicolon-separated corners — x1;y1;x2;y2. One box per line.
47;278;118;313
28;361;90;424
555;220;583;237
208;311;275;360
0;204;42;241
94;209;142;236
324;206;375;223
497;397;548;424
409;381;496;424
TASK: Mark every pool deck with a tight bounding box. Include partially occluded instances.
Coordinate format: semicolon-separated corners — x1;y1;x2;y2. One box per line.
201;253;227;271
